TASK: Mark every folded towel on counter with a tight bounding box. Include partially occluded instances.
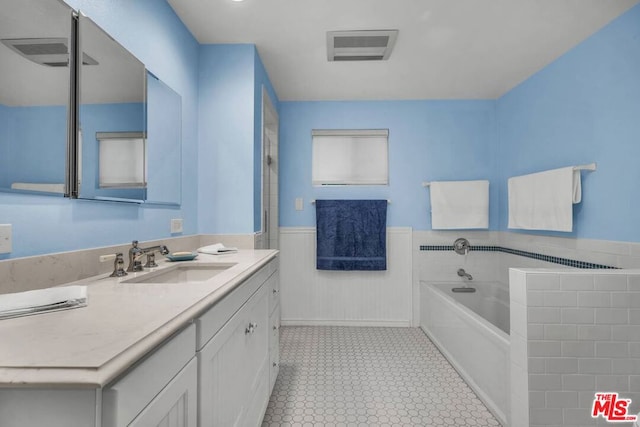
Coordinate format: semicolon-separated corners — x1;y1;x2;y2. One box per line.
11;182;65;194
429;180;489;229
0;285;87;320
508;166;580;232
315;199;387;271
197;243;238;255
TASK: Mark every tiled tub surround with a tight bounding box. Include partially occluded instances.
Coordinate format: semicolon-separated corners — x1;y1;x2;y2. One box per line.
0;233;260;295
412;230;640;325
420;281;510;425
510;269;640;427
415;231;640;426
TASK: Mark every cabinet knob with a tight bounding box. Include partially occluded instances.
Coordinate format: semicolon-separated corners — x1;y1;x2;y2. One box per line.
272;289;278;294
272;325;279;331
273;362;278;367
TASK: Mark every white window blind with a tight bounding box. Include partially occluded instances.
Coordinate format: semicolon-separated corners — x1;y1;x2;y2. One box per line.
97;132;146;188
312;129;388;185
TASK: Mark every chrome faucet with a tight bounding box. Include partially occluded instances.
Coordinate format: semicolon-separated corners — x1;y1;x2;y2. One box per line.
457;268;473;281
127;240;170;272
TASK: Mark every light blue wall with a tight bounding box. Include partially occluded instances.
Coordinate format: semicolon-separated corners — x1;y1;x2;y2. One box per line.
198;44;255;234
496;4;640;242
279;101;498;229
0;105;67;189
198;44;279;234
0;0;199;259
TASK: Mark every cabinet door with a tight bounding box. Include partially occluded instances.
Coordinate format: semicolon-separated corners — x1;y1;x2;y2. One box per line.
269;303;281;393
198;284;269;427
130;358;198;427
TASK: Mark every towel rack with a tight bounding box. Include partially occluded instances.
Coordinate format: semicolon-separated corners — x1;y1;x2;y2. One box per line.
310;199;391;204
573;162;597;171
421;163;596;188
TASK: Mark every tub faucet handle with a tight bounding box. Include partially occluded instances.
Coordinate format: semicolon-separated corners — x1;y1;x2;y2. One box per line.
457;268;473;281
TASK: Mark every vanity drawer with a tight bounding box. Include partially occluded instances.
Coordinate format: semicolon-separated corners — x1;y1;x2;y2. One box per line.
196;261;272;350
102;323;196;427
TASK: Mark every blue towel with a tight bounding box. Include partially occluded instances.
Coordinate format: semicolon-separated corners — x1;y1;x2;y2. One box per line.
316;200;387;271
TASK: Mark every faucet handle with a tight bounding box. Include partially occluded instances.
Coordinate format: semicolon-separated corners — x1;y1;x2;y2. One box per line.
100;252;128;277
144;252;158;268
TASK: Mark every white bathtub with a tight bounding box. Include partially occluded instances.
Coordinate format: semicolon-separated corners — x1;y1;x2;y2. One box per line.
420;281;510;426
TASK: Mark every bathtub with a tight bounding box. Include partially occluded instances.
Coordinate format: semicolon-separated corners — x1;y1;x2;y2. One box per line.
420;281;510;426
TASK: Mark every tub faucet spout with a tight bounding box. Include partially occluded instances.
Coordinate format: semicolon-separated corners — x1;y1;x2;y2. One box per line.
457;268;473;281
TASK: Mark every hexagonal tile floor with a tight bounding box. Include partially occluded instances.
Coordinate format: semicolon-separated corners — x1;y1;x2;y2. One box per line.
262;326;502;427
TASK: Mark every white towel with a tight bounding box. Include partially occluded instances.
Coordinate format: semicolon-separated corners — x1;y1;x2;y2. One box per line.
0;285;87;320
197;243;238;255
430;180;489;229
11;182;65;194
508;166;581;232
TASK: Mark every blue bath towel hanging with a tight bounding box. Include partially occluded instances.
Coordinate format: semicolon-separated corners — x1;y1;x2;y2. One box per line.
315;199;387;271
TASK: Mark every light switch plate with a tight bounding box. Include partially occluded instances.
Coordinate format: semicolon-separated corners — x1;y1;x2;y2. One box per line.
171;218;183;234
295;198;303;211
0;224;12;254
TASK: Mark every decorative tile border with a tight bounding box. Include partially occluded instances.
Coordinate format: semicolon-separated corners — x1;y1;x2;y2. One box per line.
418;245;617;269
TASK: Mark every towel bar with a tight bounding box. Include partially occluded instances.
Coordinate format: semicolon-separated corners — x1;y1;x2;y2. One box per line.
573;162;597;171
311;199;391;204
421;163;596;188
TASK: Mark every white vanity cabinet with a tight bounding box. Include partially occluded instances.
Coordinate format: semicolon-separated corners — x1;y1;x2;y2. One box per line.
196;258;279;427
0;324;198;427
0;254;280;427
102;324;198;427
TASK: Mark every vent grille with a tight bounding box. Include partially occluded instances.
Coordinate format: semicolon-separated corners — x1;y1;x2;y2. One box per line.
12;42;68;56
1;38;99;67
327;30;398;62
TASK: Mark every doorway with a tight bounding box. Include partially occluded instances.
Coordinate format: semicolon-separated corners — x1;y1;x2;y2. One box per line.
261;87;279;249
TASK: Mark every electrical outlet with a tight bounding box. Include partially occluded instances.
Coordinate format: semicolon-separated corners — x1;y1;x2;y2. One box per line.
0;224;12;254
295;198;304;211
171;218;183;234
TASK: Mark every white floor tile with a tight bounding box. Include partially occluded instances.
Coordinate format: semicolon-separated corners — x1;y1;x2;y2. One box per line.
262;326;501;427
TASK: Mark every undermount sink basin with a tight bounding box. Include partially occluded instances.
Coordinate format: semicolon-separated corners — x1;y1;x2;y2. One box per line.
125;264;235;284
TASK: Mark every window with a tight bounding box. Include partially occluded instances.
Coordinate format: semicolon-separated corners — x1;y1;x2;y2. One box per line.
97;132;146;188
312;129;388;185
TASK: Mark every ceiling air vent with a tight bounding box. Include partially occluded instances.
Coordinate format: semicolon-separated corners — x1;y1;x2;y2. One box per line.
1;38;98;67
327;30;398;62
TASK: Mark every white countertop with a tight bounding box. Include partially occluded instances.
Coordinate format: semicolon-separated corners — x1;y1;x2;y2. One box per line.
0;249;278;388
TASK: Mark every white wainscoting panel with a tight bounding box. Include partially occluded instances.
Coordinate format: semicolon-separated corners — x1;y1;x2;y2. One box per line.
280;227;412;326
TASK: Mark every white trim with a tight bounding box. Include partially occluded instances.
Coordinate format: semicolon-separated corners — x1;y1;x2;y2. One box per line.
281;319;410;327
311;129;388;137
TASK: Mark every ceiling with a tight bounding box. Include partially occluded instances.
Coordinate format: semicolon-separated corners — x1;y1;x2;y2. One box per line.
168;0;639;101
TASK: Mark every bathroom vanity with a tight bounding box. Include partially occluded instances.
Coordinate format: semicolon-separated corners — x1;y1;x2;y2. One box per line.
0;250;279;427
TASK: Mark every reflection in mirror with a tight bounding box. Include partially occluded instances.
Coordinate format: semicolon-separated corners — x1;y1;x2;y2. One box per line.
78;14;146;202
146;72;182;205
0;0;73;196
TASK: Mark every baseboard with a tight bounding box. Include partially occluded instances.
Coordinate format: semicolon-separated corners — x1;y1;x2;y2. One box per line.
281;319;411;327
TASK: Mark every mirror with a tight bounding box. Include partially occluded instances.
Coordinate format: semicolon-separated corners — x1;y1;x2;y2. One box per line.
146;72;182;205
78;14;147;202
77;15;182;205
0;0;73;196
